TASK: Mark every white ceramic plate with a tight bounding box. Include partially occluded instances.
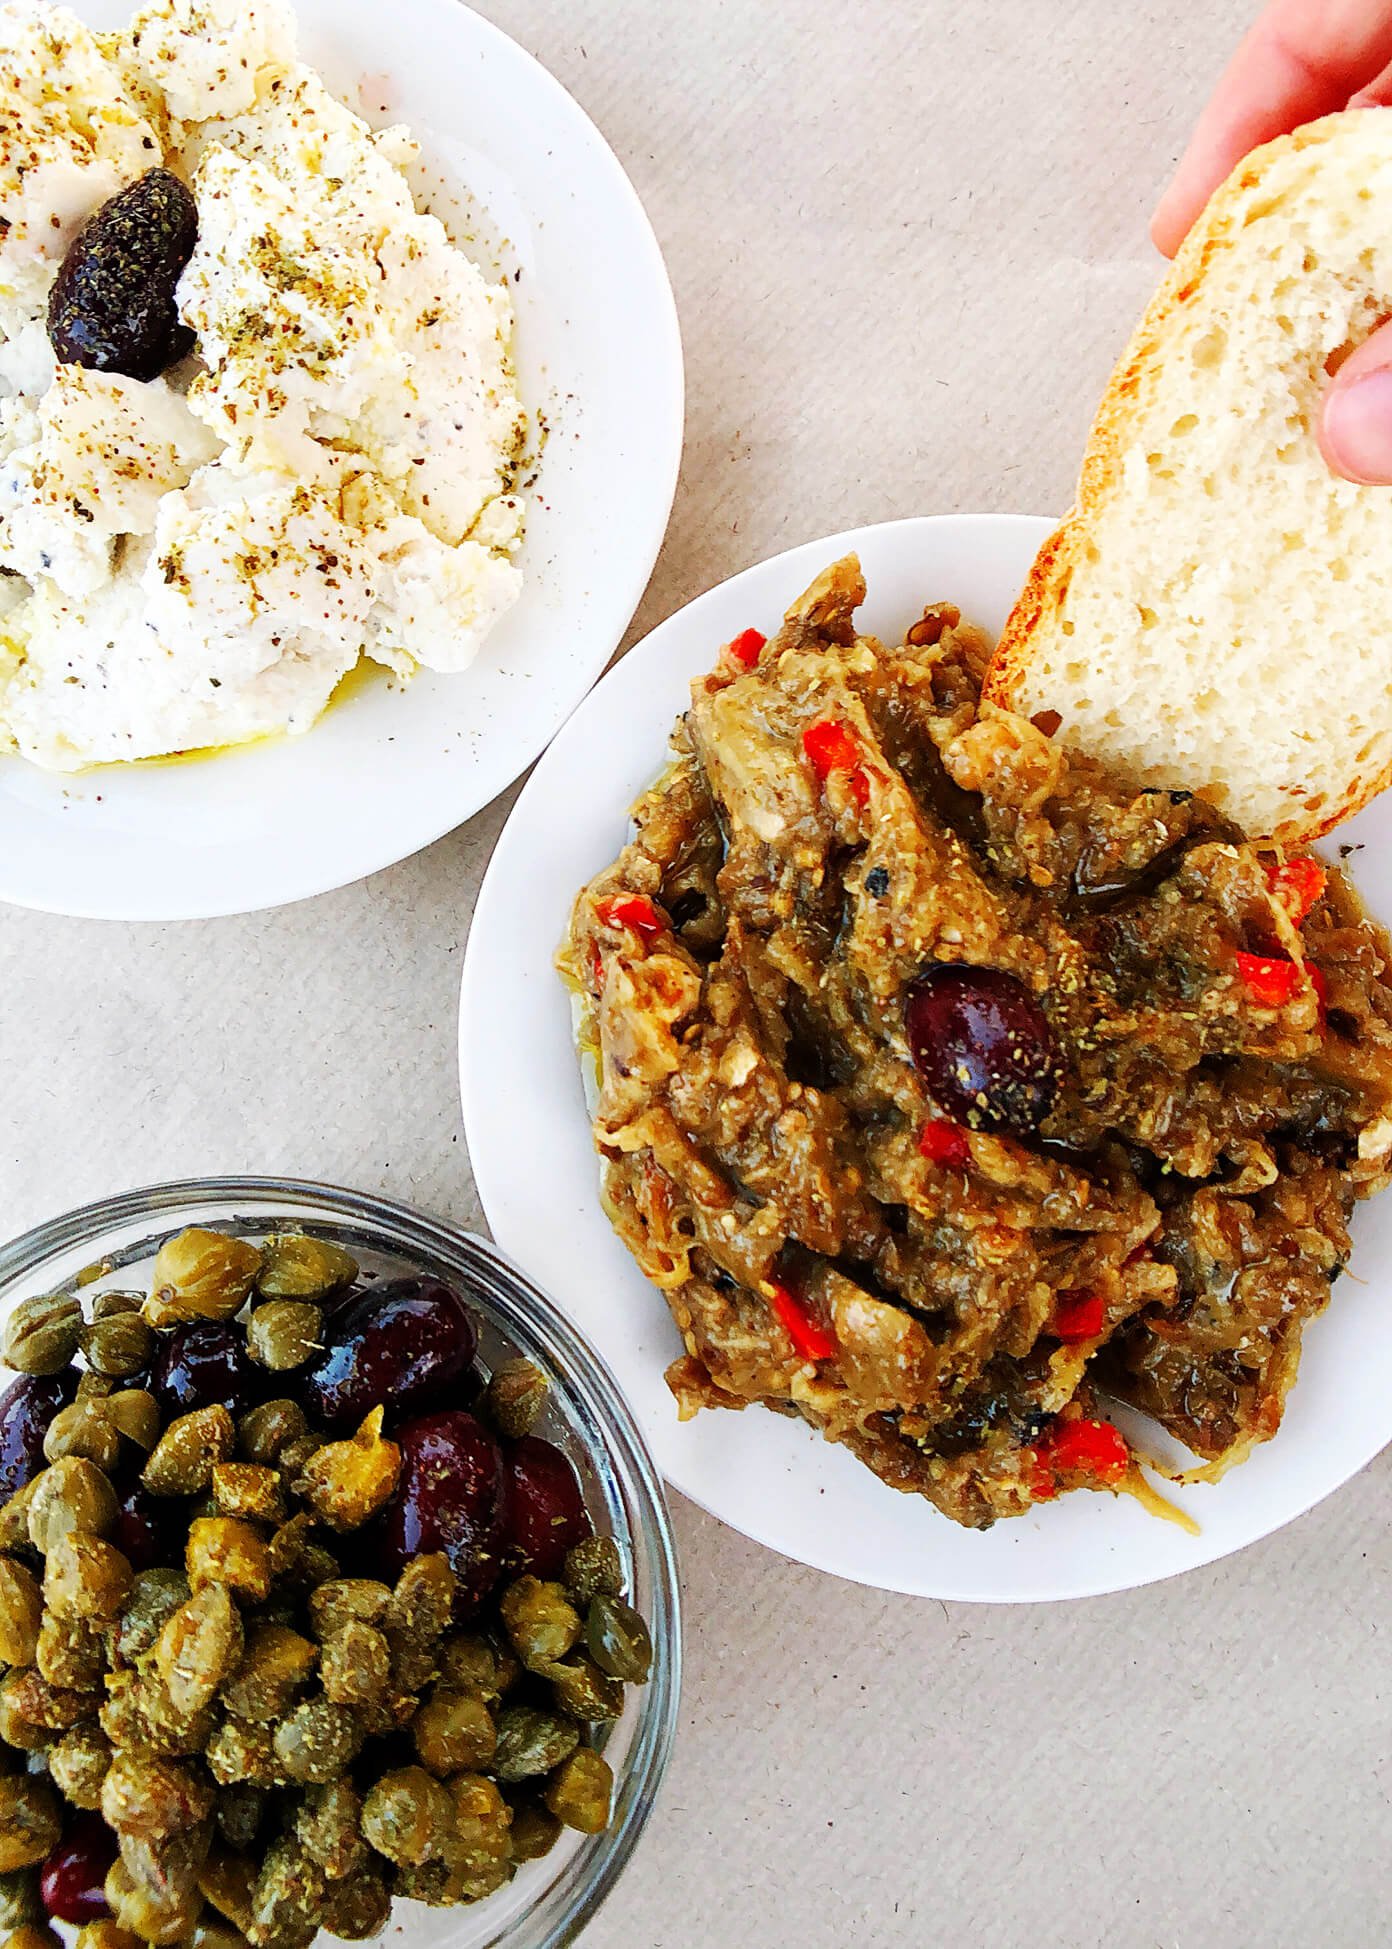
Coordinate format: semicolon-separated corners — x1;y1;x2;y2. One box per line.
0;0;683;921
460;512;1392;1603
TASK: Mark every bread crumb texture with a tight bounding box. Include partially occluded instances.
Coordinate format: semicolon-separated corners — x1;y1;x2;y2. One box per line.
986;111;1392;846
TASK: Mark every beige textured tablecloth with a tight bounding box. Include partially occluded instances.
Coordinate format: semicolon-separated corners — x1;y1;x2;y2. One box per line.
2;2;1389;1943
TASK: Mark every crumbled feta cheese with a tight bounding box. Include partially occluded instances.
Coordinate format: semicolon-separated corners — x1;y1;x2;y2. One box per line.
0;0;526;769
126;0;294;126
0;366;217;594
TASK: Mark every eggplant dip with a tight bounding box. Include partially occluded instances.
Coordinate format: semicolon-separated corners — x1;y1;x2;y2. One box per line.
560;557;1392;1529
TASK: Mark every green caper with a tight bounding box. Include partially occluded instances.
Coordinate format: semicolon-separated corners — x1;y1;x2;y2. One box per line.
436;1632;500;1698
307;1579;391;1641
47;1724;112;1810
142;1406;234;1497
105;1390;160;1451
255;1236;358;1303
237;1398;307;1466
410;1687;495;1775
42;1402;121;1475
89;1293;141;1324
563;1534;625;1605
507;1798;562;1862
0;1779;61;1871
154;1585;243;1716
43;1532;133;1620
37;1611;105;1691
0;1871;42;1930
319;1622;389;1711
491;1705;580;1783
292;1780;363;1879
74;1373;117;1404
78;1314;152;1380
543;1746;613;1834
204;1717;278;1789
500;1576;581;1671
384;1553;454;1643
104;1856;200;1947
76;1925;144;1949
0;1665;98;1732
100;1750;213;1839
480;1359;549;1440
360;1767;451;1867
2;1296;81;1377
3;1922;60;1949
246;1302;322;1373
247;1838;326;1949
145;1230;261;1330
27;1458;117;1552
272;1700;361;1785
221;1619;318;1722
196;1845;255;1931
585;1594;652;1683
319;1868;390;1942
548;1652;625;1723
213;1784;264;1854
110;1569;189;1669
0;1562;41;1668
210;1463;283;1523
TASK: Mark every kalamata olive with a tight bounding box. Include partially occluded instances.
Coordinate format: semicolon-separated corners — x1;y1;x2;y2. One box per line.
376;1412;505;1615
904;963;1060;1132
47;169;197;382
302;1280;478;1431
40;1812;116;1922
149;1321;259;1418
110;1481;173;1574
0;1370;78;1503
504;1437;591;1580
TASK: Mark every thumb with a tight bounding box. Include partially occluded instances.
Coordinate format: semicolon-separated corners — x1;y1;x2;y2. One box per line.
1320;320;1392;483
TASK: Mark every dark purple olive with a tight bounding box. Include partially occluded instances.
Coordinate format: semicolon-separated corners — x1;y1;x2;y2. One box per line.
0;1369;77;1502
905;963;1060;1132
504;1436;592;1580
41;1812;116;1922
376;1411;506;1616
111;1482;174;1573
148;1321;259;1418
302;1279;478;1431
47;169;197;382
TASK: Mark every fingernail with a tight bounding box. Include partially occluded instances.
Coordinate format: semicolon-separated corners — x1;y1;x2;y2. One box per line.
1321;367;1392;483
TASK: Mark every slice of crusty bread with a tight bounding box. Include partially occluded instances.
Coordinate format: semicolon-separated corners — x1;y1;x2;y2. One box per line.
984;109;1392;847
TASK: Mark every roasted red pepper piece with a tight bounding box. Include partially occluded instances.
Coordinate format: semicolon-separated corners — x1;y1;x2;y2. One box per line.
802;718;871;809
728;627;767;668
802;718;860;777
1235;950;1301;1008
1050;1290;1105;1343
767;1281;835;1363
918;1119;971;1170
595;894;663;942
1032;1417;1129;1499
1266;857;1327;925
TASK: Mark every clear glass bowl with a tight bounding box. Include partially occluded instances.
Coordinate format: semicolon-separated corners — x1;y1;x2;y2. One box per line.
0;1176;681;1949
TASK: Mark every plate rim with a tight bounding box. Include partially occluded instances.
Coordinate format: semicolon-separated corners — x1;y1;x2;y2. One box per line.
459;510;1392;1603
0;0;685;923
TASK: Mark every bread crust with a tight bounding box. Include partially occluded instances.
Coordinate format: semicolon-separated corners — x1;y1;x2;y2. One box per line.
983;112;1390;846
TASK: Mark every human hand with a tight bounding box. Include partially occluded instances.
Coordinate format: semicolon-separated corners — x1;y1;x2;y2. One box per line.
1152;0;1392;482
